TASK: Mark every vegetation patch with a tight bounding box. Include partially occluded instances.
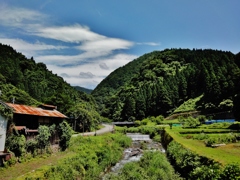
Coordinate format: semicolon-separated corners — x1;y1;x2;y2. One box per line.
105;151;182;180
167;140;240;179
165;126;240;166
16;133;131;180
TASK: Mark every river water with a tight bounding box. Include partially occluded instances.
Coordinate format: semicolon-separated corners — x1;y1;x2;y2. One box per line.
102;133;165;179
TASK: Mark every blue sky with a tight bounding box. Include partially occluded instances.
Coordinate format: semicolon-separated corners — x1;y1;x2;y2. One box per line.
0;0;239;89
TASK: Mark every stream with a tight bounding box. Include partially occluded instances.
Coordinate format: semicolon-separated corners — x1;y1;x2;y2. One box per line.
102;133;165;179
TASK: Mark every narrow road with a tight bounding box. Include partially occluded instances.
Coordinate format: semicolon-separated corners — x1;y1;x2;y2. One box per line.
72;124;114;137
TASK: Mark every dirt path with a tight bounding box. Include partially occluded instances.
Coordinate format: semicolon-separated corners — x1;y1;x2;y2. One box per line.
72;123;114;137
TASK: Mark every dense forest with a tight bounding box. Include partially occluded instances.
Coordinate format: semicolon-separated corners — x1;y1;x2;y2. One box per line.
92;49;240;121
1;43;240;125
0;43;100;132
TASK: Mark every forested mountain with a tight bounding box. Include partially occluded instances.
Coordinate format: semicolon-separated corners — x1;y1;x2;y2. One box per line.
73;86;93;94
92;49;240;121
0;43;101;131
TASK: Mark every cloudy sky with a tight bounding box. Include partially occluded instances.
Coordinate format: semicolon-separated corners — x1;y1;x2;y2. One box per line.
0;0;239;89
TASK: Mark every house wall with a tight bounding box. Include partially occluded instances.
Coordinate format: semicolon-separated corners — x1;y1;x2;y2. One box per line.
14;114;39;129
0;115;8;152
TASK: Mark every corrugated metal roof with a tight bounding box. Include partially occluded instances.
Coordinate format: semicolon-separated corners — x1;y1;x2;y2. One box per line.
15;126;26;130
6;103;67;118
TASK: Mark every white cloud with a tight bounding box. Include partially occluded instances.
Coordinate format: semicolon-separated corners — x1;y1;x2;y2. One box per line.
0;5;47;28
99;62;109;70
79;72;95;79
35;24;104;43
46;53;138;89
34;24;134;59
0;6;143;88
78;38;133;51
0;38;68;57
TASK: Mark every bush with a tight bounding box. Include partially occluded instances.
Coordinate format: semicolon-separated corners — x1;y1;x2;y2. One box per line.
204;137;217;147
58;121;73;150
5;134;26;157
36;126;51;152
182;117;200;128
220;163;240;180
153;134;161;142
3;153;17;167
197;115;206;124
141;119;149;125
134;120;141;126
26;139;38;154
193;133;209;140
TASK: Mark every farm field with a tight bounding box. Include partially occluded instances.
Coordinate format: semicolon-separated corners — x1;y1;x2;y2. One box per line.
166;126;240;165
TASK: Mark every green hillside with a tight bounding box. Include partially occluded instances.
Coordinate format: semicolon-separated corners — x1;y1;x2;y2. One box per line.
92;48;240;121
73;86;93;94
0;43;101;132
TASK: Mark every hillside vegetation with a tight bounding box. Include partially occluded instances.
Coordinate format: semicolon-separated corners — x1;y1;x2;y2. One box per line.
0;43;101;132
92;49;240;121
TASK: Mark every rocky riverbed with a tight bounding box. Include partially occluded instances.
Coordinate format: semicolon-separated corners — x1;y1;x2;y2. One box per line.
102;137;165;179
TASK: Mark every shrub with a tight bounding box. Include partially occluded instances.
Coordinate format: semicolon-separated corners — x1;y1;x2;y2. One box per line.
141;119;149;125
58;121;73;150
194;133;209;140
167;140;219;179
204;137;217;147
3;153;17;167
155;115;165;124
5;134;26;157
182;117;200;128
153;134;161;142
26;139;38;154
134;120;141;126
36;126;51;152
220;163;240;180
189;164;221;180
197;115;206;124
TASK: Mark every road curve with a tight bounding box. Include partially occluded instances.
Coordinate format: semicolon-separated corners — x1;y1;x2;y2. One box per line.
72;124;114;137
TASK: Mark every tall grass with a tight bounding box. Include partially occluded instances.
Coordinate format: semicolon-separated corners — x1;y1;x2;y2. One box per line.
17;133;132;180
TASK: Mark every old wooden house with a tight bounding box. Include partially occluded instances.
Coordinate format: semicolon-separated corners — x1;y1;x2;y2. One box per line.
1;102;67;145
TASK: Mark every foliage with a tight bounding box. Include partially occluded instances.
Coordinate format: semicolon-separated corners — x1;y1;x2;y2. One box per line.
0;102;13;120
36;126;51;151
167;140;240;179
58;121;73;150
93;48;240;121
220;163;240;180
73;85;93;94
204;133;237;147
25;139;38;154
106;151;182;180
167;140;216;179
179;116;200;128
18;133;132;180
173;95;203;114
5;133;26;157
0;43;101;132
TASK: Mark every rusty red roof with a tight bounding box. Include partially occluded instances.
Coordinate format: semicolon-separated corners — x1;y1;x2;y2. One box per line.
15;126;26;130
6;103;67;118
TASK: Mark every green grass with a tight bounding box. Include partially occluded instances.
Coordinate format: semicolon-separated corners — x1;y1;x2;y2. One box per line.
161;119;180;124
166;127;240;165
173;95;203;114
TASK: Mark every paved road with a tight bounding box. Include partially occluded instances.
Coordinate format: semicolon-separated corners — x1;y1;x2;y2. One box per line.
72;124;114;137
